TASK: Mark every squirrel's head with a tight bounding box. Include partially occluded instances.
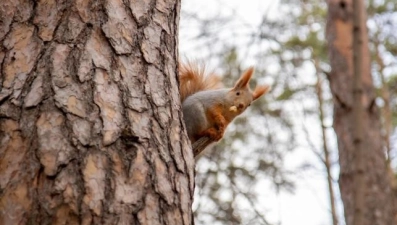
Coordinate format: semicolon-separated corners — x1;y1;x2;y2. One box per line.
227;67;270;114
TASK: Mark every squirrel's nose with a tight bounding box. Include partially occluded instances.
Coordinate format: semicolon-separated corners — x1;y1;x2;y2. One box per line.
238;103;244;109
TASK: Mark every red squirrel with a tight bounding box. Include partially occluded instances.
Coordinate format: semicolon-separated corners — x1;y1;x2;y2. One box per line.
179;63;270;145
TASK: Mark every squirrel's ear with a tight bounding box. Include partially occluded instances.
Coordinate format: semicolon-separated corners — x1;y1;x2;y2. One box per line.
252;85;270;101
234;67;254;89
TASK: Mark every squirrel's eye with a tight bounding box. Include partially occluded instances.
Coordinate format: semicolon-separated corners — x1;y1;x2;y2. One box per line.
236;92;240;96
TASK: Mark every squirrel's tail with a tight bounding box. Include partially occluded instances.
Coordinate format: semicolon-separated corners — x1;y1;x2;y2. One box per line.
179;63;223;102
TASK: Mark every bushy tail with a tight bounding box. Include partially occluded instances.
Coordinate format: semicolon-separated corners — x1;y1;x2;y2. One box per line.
179;63;223;102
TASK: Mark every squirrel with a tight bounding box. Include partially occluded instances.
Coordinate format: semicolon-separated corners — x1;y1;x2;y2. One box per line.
179;63;270;145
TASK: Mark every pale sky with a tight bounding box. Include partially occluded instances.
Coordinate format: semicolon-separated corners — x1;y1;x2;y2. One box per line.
179;1;344;225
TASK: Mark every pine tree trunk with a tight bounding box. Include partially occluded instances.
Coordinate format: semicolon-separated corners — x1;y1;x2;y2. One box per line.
325;0;394;224
0;0;195;224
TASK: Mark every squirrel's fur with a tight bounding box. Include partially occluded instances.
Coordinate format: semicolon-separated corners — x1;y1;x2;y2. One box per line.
179;63;270;144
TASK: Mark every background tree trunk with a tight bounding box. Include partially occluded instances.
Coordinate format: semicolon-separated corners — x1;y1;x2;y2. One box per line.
326;0;394;224
0;0;195;225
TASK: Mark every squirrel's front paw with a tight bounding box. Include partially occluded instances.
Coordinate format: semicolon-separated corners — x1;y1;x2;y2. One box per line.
200;128;224;142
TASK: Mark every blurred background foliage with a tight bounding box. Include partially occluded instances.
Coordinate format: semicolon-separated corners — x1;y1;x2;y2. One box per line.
179;0;397;224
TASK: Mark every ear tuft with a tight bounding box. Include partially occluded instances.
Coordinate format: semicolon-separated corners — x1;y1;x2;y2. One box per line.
252;85;270;101
233;67;254;89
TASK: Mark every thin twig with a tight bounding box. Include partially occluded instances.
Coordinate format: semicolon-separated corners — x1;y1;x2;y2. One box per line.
192;137;213;157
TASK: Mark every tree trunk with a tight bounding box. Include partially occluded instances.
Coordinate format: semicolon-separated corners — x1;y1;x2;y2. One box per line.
351;0;365;224
0;0;195;225
325;0;394;225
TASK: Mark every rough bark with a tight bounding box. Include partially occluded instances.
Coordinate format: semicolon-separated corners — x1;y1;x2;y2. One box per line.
0;0;195;225
325;0;394;225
